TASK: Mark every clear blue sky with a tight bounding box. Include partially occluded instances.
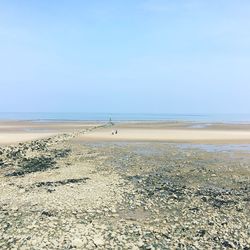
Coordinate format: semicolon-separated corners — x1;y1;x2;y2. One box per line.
0;0;249;113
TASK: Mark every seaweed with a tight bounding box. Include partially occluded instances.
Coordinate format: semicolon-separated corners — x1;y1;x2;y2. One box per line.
34;177;89;187
5;156;56;176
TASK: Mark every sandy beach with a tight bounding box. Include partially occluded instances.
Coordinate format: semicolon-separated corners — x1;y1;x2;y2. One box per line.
77;122;250;144
0;132;58;145
0;121;101;145
2;120;250;145
0;121;250;249
1;121;250;145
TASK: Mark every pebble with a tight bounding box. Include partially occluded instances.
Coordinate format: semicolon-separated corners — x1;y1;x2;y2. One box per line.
93;235;105;246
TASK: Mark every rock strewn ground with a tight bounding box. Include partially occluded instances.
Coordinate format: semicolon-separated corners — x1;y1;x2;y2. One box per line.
0;128;250;249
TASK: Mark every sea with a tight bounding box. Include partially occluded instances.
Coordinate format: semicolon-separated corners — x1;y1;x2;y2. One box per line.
0;112;250;123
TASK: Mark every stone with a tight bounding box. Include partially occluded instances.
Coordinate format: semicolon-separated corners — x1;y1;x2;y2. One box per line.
137;240;144;247
72;238;85;248
19;189;26;194
93;235;105;246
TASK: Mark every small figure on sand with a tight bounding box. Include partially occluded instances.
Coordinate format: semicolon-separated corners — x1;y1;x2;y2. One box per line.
111;130;118;135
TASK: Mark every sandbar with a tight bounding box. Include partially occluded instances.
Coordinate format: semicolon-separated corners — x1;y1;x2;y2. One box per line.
77;122;250;144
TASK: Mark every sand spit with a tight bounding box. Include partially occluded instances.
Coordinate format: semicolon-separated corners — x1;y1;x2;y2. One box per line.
0;121;101;145
0;122;250;249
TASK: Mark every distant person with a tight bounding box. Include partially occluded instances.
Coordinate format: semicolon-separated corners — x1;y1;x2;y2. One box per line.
115;130;118;134
112;130;114;135
109;117;114;126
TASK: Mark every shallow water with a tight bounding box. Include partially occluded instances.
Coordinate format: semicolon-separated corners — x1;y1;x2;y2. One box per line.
188;123;211;128
83;141;250;156
176;143;250;153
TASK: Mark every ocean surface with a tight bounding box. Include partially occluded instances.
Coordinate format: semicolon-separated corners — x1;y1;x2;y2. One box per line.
0;112;250;123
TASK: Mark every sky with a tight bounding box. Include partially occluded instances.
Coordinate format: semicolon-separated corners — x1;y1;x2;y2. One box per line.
0;0;250;113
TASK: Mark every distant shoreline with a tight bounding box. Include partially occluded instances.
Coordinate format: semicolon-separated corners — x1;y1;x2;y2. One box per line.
0;119;250;125
1;113;250;124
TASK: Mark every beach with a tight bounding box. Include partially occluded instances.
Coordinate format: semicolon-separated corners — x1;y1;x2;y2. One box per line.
0;121;250;249
2;121;250;145
0;121;100;145
2;0;250;248
77;122;250;144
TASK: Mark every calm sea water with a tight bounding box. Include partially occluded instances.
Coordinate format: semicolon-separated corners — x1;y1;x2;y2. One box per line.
0;112;250;123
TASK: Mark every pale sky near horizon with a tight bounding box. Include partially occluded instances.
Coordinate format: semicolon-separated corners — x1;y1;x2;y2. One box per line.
0;0;250;113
